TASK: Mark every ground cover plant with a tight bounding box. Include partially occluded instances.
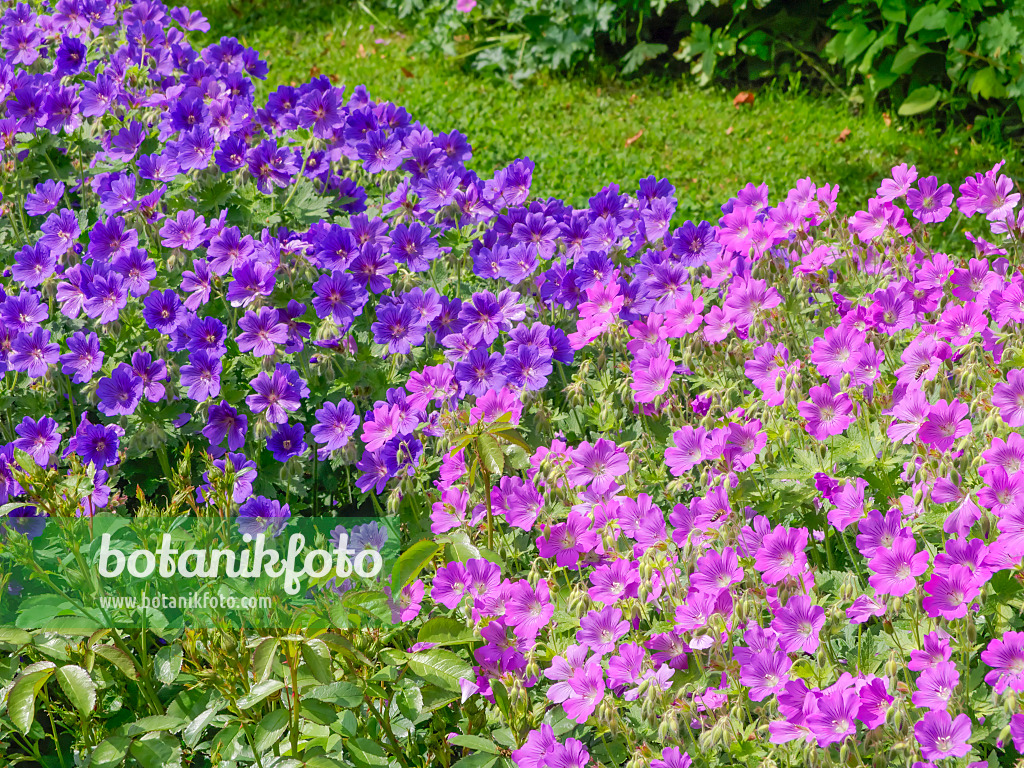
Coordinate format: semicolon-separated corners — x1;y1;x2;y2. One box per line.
3;1;1024;768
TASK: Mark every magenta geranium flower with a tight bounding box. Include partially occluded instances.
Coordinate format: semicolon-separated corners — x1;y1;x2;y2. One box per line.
914;711;972;760
807;689;858;746
980;631;1024;694
867;536;930;596
567;439;628;493
911;661;958;711
922;564;979;620
798;385;854;440
576;606;630;655
754;525;808;584
771;595;825;654
918;399;972;452
993;368;1024;427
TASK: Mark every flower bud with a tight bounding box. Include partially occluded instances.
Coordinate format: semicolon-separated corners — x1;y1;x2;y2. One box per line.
839;743;850;764
967;619;977;645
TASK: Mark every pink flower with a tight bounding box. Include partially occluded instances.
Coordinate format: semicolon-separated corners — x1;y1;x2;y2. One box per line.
868;536;930;597
918;399;972;452
456;0;477;11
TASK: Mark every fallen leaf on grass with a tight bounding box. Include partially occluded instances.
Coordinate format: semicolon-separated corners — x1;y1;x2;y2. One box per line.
882;112;891;126
401;67;414;78
357;43;367;59
725;126;734;135
624;129;644;147
835;128;852;143
733;91;755;107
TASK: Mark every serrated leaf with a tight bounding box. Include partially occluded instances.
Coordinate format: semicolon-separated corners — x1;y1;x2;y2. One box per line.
417;617;477;647
94;645;139;680
89;736;132;768
391;540;440;593
183;705;223;749
253;638;279;684
301;638;333;685
449;734;499;753
254;709;290;754
236;680;285;709
123;715;187;737
8;663;56;733
130;731;182;768
305;680;363;708
154;644;183;685
56;665;96;717
406;649;475;693
476;435;504;475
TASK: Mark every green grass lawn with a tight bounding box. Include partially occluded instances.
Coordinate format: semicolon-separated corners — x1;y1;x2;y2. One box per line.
197;0;1018;218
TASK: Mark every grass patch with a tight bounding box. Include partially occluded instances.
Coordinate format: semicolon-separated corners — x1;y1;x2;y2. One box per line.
196;0;1018;218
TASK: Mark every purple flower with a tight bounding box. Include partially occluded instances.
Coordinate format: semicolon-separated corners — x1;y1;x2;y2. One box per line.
203;402;248;451
911;661;959;711
771;594;825;654
918;398;971;452
670;220;721;266
312;400;359;452
159;210;207;250
143;290;186;335
372;302;427;355
808;689;858;746
111;248;156;296
12;244;57;288
237;496;290;537
908;175;953;223
13;417;61;465
914;711;972;760
24;181;65;217
576;606;629;654
96;364;144;416
75;420;122;468
798;385;854;440
39;209;80;257
83;274;129;325
567;439;628;494
311;271;369;329
981;630;1024;694
236;307;287;357
10;328;58;378
267;422;307;462
61;331;104;383
868;536;930;596
180;350;223;401
247;364;308;424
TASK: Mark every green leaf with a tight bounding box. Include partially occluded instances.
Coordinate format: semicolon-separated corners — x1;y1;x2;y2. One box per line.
444;531;480;564
301;638;333;685
129;731;182;768
56;665;96;717
93;645;139;680
417;617;477;647
252;637;279;684
891;41;930;74
304;681;363;708
907;4;948;36
236;680;285;709
154;643;183;685
898;85;941;115
89;736;132;768
451;755;498;768
183;706;223;749
970;67;1008;99
489;678;510;720
620;42;668;75
347;737;391;768
391;539;441;593
254;709;290;754
396;686;423;722
476;434;505;475
406;648;475;692
122;715;187;737
0;629;32;645
449;734;500;754
8;662;56;733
